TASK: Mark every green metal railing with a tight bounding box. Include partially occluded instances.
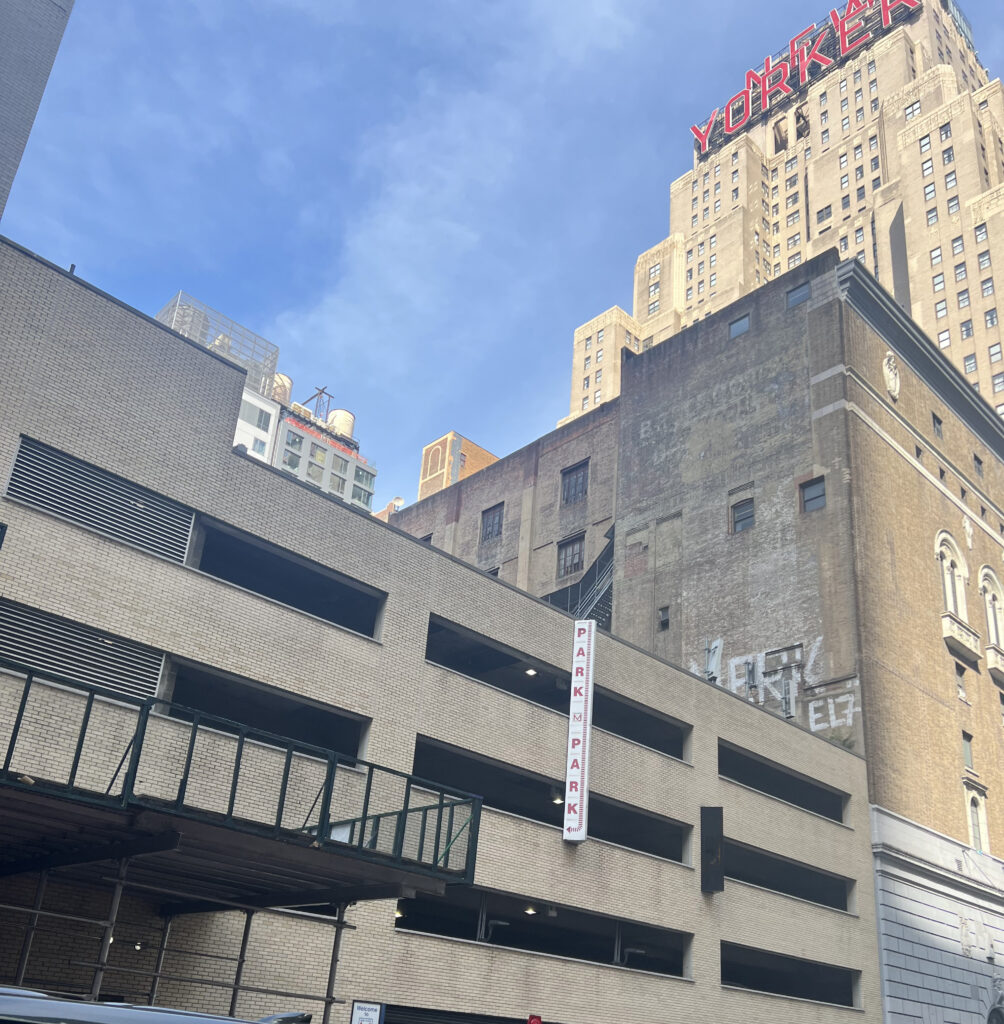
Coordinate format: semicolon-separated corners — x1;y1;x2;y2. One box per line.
0;657;481;883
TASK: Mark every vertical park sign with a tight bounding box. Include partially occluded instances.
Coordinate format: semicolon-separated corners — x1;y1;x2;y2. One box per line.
564;620;595;843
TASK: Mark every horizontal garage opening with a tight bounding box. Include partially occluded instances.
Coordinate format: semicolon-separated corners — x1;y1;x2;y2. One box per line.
396;886;690;977
413;737;687;862
723;839;850;911
196;520;385;638
426;616;689;758
169;660;369;758
718;741;846;822
385;1007;566;1024
721;942;858;1007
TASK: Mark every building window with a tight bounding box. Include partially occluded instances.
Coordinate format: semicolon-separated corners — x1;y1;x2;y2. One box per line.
557;535;585;579
948;196;960;215
649;300;660;315
937;532;968;619
959;289;971;309
649;263;661;279
940;122;952;141
988;309;999;328
964;354;977;373
282;449;301;471
801;477;826;512
960;320;974;339
927;208;939;226
732;497;755;533
980;251;992;271
658;606;670;632
956;263;968;282
251;438;266;455
285;430;304;452
933;273;945;292
351;485;372;508
933;413;943;438
963;732;974;769
953;236;965;256
976;223;989;243
905;100;922;120
983;278;996;298
975;454;985;477
931;246;942;266
729;314;750;339
924;182;937;201
561;461;589;506
922;158;934;177
938;330;951;349
239;400;272;433
481;503;504;542
970;796;985;852
994;373;1004;394
983;569;1004;648
936;300;948;319
787;282;811;308
920;134;931;153
946;170;958;190
817;205;832;224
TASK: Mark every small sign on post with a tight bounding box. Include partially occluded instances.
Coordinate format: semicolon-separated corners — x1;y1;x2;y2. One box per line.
350;1002;385;1024
564;620;595;843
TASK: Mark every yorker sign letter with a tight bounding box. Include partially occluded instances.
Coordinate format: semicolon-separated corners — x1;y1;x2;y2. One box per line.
564;620;596;843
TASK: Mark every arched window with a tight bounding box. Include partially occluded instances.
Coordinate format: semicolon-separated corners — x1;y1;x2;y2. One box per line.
981;568;1004;648
935;532;968;619
970;797;984;852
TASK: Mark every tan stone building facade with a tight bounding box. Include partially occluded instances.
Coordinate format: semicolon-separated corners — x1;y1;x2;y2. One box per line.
565;0;1004;423
0;238;882;1022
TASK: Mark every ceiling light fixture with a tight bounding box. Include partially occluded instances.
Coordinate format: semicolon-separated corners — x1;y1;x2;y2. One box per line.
524;906;537;915
525;668;537;676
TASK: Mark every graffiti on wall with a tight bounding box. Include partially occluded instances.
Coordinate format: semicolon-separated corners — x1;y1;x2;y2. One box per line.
693;636;861;747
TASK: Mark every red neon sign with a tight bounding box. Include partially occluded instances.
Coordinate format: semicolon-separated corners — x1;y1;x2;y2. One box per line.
691;0;921;154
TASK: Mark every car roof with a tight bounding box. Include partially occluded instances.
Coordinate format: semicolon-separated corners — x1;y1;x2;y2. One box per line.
0;988;276;1024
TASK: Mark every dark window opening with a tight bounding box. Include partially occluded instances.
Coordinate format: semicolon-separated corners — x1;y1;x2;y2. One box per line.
721;942;857;1007
724;839;850;910
0;523;6;550
658;606;670;631
196;520;385;637
731;497;755;533
420;534;433;544
169;660;368;757
729;314;751;339
787;282;811;308
396;887;689;977
933;412;943;438
718;741;846;822
425;617;689;758
561;461;589;506
413;737;688;861
480;503;504;542
384;1006;560;1024
557;535;585;578
800;477;826;512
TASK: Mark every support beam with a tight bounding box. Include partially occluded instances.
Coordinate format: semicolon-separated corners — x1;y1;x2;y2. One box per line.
90;858;129;1001
0;831;181;878
162;881;416;918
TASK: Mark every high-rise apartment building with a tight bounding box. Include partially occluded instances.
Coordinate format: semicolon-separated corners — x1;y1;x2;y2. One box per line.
156;292;377;511
565;0;1004;422
0;0;74;221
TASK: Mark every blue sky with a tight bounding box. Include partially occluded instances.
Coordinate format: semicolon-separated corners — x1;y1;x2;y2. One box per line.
5;0;1003;509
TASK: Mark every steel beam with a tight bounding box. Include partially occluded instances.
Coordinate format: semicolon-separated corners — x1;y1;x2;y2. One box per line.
0;831;180;878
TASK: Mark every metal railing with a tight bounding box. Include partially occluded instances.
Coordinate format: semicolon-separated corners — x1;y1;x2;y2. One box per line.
0;657;480;883
542;534;614;621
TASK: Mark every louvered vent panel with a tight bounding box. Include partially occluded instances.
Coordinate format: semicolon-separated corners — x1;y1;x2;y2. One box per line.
7;437;194;563
0;600;163;699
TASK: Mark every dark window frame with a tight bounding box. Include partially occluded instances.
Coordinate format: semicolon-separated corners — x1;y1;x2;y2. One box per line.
800;477;826;512
557;534;586;579
731;497;755;533
560;461;589;506
480;503;504;543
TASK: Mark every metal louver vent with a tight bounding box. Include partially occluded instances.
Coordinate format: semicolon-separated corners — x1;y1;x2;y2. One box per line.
7;437;194;563
0;599;163;699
